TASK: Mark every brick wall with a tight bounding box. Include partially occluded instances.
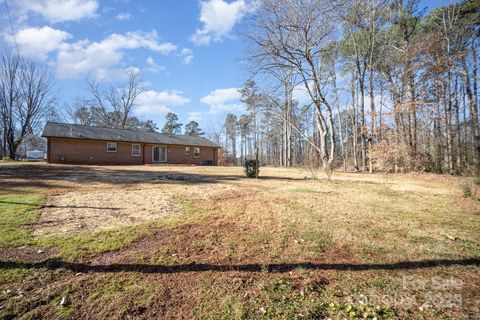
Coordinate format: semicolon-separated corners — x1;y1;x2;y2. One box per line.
48;137;218;165
144;144;218;165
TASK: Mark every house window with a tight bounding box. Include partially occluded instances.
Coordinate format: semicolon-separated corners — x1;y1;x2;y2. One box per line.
132;144;141;157
185;147;190;155
107;143;117;152
193;147;200;158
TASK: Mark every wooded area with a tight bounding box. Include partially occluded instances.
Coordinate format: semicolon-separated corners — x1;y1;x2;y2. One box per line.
216;0;479;177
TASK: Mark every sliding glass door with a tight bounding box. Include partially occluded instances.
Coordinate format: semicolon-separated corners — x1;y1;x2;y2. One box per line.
153;146;167;163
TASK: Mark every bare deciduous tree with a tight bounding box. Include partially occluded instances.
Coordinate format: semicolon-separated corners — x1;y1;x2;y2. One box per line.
87;69;144;129
0;53;56;159
247;0;344;179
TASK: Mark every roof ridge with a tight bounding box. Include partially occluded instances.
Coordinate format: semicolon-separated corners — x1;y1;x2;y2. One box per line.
43;122;220;148
46;121;183;137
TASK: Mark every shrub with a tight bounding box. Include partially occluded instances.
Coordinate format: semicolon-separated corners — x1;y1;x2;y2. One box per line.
461;180;480;200
462;184;472;198
474;177;480;187
244;159;259;178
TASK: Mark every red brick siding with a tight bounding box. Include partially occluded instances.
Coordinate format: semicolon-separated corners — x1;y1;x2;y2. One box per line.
47;137;218;165
144;144;218;165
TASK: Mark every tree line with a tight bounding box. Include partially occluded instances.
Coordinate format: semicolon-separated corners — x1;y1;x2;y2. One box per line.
218;0;479;178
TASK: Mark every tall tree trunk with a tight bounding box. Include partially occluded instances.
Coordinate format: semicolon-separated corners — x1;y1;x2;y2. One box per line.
471;40;480;172
359;76;367;172
368;68;375;173
408;73;417;153
444;76;454;174
454;77;462;171
351;73;359;171
434;83;443;172
461;53;479;171
379;79;383;141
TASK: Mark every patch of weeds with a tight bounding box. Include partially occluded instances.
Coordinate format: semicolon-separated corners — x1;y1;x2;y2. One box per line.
367;277;390;289
474;177;480;186
0;267;35;285
375;187;410;200
461;179;479;200
359;243;390;257
83;275;166;318
0;194;44;247
147;244;179;265
462;183;472;198
37;223;155;260
195;278;397;320
50;292;76;319
251;230;272;246
168;195;212;225
300;229;332;253
326;301;396;319
289;188;320;194
216;295;247;320
287;204;316;216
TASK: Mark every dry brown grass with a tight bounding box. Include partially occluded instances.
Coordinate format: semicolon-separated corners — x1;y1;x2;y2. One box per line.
0;164;479;319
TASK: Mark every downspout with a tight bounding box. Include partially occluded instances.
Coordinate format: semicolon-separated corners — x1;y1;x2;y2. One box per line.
47;137;51;163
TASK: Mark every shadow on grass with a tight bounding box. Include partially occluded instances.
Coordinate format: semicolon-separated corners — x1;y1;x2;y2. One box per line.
1;258;479;274
0;201;122;211
1;164;388;191
0;164;306;189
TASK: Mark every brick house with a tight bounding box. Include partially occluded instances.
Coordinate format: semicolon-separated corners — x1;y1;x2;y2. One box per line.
42;122;220;165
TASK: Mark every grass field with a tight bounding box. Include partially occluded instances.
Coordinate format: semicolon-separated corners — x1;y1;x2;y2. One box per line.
0;163;479;319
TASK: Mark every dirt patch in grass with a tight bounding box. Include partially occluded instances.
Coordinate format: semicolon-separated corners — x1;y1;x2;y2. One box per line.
33;187;182;236
0;245;55;263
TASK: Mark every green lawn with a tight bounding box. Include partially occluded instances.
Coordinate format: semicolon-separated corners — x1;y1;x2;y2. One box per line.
0;194;43;247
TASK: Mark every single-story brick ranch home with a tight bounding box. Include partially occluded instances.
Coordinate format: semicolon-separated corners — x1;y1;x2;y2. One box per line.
42;122;220;165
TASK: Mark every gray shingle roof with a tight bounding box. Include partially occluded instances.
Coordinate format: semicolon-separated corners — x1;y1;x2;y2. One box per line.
42;122;220;148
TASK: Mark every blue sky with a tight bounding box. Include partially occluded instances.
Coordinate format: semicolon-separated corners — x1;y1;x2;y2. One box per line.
1;0;455;132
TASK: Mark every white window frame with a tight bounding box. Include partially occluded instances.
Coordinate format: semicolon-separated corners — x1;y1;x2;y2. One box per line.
185;146;191;156
193;147;200;158
132;144;141;157
107;142;117;152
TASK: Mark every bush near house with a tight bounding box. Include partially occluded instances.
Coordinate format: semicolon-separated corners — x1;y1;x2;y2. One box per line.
244;159;260;178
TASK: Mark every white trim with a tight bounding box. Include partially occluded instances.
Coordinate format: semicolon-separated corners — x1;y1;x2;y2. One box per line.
132;143;141;157
193;147;200;158
106;142;117;152
152;145;168;163
185;146;191;156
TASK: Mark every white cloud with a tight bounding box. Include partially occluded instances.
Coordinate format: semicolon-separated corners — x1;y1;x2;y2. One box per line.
190;0;247;45
116;12;132;20
4;26;185;80
209;103;244;113
201;88;240;105
292;85;312;106
200;88;244;113
17;0;99;23
136;90;190;115
55;31;177;79
180;48;194;64
145;56;165;73
5;26;71;60
95;66;140;82
187;111;204;121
